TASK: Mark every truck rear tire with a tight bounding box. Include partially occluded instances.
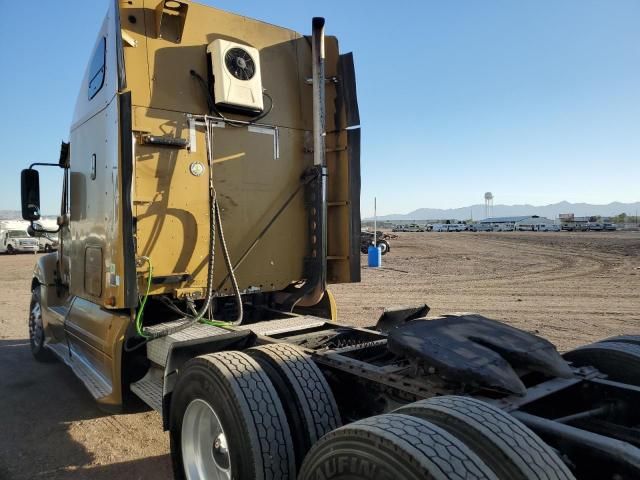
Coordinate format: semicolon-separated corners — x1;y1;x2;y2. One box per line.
247;343;341;469
28;287;55;362
395;396;574;480
298;413;497;480
377;240;390;255
596;334;640;347
169;351;296;480
564;341;640;386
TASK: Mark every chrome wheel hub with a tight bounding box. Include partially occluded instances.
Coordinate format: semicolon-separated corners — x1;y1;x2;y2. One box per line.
29;301;44;347
182;399;231;480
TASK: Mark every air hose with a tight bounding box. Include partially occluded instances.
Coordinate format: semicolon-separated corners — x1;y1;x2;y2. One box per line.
134;118;244;342
213;195;244;325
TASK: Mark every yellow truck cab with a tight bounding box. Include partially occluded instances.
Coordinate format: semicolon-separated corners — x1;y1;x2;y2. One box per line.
20;2;640;479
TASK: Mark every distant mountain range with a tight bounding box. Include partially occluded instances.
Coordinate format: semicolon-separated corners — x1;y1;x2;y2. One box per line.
0;210;56;221
366;201;640;221
0;210;22;221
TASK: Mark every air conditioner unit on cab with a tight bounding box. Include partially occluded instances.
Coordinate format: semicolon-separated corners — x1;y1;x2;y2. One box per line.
207;39;264;113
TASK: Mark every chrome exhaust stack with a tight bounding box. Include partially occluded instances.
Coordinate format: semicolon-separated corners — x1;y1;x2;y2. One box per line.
312;17;326;168
295;17;328;308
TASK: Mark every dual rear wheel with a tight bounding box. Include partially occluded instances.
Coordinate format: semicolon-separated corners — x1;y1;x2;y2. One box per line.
299;395;574;480
170;350;297;479
170;347;574;480
170;344;341;479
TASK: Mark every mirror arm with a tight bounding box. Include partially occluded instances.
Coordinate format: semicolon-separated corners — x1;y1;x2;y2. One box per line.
28;162;60;169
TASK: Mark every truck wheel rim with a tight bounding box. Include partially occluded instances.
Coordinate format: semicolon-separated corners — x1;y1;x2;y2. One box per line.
29;302;44;347
182;399;231;480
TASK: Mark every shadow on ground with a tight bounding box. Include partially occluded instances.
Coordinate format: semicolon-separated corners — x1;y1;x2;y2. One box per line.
0;340;172;480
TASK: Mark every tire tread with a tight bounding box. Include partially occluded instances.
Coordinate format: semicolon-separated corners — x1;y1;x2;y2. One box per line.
299;413;497;480
177;351;295;479
397;396;574;480
249;343;340;443
564;341;640;385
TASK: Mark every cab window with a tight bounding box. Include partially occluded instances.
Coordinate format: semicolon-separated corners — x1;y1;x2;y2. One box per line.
88;37;106;100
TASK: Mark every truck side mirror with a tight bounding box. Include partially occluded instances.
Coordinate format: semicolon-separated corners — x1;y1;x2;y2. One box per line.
21;169;41;221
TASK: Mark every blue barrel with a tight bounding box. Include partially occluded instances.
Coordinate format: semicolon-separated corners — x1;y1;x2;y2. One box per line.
368;245;382;268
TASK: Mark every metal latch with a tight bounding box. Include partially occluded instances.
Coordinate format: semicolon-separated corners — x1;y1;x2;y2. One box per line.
141;134;189;149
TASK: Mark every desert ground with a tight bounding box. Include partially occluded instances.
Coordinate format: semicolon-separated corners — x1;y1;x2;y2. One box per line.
1;231;638;479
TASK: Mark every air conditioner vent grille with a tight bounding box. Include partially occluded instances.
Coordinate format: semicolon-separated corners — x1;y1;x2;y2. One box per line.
225;48;256;81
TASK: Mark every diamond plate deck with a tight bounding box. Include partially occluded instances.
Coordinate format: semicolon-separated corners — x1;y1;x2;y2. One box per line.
130;368;163;412
237;316;327;336
147;322;229;367
146;316;327;367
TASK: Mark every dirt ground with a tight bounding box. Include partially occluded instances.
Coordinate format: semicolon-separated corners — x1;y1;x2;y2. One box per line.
1;232;638;479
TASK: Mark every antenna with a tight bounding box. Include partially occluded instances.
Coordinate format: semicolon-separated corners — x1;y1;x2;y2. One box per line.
484;192;494;218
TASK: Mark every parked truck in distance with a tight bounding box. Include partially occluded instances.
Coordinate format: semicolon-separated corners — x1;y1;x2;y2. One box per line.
360;230;391;255
35;232;59;252
19;2;640;479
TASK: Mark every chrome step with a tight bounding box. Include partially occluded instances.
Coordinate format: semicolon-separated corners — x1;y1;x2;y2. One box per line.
49;305;70;319
47;342;112;399
130;368;164;412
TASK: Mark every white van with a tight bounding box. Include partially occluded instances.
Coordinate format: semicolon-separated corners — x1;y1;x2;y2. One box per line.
493;224;513;232
470;224;493;232
0;229;39;254
432;224;463;232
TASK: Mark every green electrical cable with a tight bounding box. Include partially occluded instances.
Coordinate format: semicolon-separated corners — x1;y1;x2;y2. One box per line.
135;256;235;337
199;318;234;330
135;258;154;338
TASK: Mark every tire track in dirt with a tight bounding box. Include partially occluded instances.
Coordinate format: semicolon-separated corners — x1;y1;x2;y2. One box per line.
423;236;612;288
332;232;640;352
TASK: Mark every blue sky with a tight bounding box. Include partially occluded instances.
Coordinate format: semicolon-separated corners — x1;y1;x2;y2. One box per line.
0;1;638;217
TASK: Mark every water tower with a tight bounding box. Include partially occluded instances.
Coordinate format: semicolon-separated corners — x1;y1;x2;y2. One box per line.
484;192;494;218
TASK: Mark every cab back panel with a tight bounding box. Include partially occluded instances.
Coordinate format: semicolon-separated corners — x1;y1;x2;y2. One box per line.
132;107;308;296
119;0;360;301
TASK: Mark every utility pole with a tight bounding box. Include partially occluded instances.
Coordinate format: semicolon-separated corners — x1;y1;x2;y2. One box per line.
373;197;377;245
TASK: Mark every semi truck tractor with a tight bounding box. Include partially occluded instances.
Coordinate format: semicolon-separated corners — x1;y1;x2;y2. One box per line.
21;1;640;479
